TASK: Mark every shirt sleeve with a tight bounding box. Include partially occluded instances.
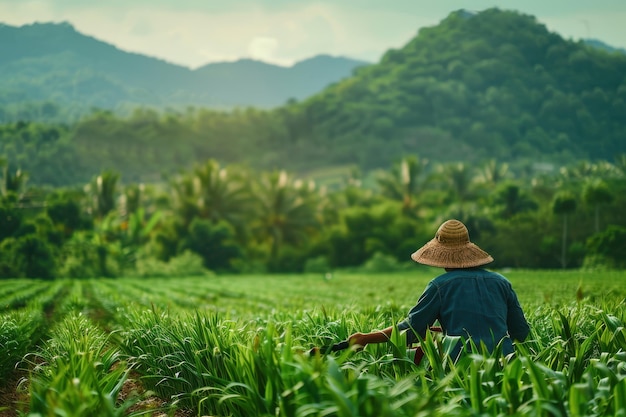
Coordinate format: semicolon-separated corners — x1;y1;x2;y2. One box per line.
397;282;441;344
506;287;530;342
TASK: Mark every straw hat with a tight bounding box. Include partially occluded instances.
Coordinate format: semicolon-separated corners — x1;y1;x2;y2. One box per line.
411;219;493;268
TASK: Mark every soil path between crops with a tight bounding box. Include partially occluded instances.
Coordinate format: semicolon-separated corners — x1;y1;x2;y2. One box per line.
0;370;29;417
81;282;194;416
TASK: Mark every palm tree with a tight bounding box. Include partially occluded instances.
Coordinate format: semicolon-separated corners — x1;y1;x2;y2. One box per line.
168;160;252;235
559;160;618;182
494;182;538;219
476;159;510;186
552;191;577;269
252;170;320;268
86;170;119;219
614;154;626;178
169;173;201;228
320;166;375;227
376;155;428;216
192;159;252;237
119;183;144;218
582;178;614;233
1;160;29;199
436;162;477;220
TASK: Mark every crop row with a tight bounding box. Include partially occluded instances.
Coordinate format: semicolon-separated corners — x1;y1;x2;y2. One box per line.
115;298;626;416
0;271;625;415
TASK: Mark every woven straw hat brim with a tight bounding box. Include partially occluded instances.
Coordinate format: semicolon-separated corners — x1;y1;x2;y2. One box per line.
411;238;494;268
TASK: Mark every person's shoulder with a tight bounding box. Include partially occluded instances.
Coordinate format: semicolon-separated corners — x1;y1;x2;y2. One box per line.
439;268;508;281
427;271;451;288
430;268;507;284
481;269;514;286
483;269;510;280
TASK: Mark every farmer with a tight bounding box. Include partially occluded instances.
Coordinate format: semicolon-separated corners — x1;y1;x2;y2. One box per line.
348;219;530;361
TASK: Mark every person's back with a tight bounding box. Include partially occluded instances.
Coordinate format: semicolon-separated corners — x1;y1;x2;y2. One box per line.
348;219;530;360
405;268;528;356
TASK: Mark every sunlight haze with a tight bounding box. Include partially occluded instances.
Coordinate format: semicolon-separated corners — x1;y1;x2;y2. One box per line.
1;0;625;68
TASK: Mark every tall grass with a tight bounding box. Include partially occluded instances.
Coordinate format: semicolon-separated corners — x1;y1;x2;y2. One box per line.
0;309;44;380
117;296;626;417
23;314;139;416
2;271;625;416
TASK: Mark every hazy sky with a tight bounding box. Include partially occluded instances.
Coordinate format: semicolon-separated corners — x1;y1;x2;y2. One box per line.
2;0;625;68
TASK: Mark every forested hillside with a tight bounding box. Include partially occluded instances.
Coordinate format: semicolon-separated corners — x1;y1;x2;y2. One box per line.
287;8;626;170
1;8;626;187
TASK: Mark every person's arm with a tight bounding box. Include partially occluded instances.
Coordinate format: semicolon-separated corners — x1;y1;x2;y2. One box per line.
507;288;530;342
348;326;393;348
397;282;441;344
348;281;441;348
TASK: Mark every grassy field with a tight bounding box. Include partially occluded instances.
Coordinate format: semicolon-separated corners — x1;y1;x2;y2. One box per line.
1;269;625;416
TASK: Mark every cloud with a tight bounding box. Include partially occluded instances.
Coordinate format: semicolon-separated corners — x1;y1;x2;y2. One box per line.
248;37;279;62
129;19;153;37
0;0;431;67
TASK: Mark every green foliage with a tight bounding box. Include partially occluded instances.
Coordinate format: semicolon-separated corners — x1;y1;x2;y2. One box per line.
113;292;626;417
360;252;414;273
321;202;425;268
87;170;120;219
585;225;626;269
0;234;57;279
132;250;212;278
252;170;321;270
303;255;331;273
2;271;626;414
46;189;93;237
2;150;626;276
0;309;44;380
0;121;80;186
58;231;114;278
26;314;138;416
552;190;578;215
179;218;244;273
491;181;538;219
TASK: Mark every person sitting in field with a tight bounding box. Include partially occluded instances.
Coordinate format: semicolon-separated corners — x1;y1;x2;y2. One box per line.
348;219;530;361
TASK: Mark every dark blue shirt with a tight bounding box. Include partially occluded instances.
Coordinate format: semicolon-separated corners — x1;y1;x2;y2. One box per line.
397;268;529;356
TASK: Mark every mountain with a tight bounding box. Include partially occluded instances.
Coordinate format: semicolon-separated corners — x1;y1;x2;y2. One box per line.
192;55;369;107
0;22;369;118
2;8;626;187
279;8;626;170
583;38;626;55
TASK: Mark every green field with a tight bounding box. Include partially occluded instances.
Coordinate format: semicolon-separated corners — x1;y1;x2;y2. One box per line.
1;269;625;416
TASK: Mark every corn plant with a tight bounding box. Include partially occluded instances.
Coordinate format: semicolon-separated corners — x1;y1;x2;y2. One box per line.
0;280;50;312
24;313;139;416
0;308;44;380
1;271;626;416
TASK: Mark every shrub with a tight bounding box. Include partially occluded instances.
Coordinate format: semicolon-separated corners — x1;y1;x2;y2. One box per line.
58;232;119;278
360;252;413;273
132;251;212;278
179;219;243;273
0;234;57;279
304;256;331;273
585;225;626;269
168;250;212;277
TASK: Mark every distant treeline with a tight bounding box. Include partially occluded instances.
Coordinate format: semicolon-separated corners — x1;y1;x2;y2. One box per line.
1;154;626;279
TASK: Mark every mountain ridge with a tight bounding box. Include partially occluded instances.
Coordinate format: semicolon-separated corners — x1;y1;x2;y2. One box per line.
0;21;370;115
2;9;626;187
